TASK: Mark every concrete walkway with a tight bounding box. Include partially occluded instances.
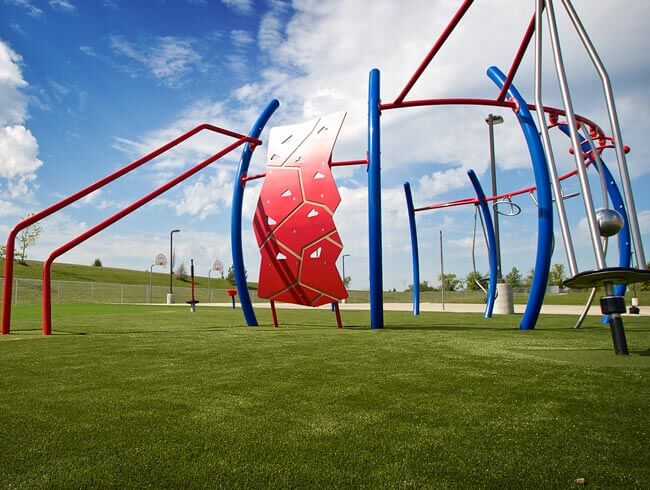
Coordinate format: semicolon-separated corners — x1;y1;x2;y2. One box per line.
187;301;649;317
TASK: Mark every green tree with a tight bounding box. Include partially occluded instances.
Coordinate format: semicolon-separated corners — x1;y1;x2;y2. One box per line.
505;267;523;288
92;258;103;267
0;244;5;260
343;276;352;288
17;217;42;264
548;263;566;287
407;281;436;292
176;262;187;282
465;271;487;291
227;265;247;286
523;268;535;288
438;273;461;292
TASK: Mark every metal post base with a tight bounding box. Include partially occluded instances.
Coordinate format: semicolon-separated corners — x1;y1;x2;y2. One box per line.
166;293;175;304
600;295;628;355
608;316;629;355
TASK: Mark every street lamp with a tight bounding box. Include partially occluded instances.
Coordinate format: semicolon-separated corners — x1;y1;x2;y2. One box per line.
486;113;504;281
168;229;180;303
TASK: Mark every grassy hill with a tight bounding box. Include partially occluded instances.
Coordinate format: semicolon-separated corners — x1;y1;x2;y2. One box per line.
0;258;241;290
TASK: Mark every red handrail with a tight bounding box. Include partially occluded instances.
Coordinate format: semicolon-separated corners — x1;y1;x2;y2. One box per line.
41;135;257;335
2;124;260;335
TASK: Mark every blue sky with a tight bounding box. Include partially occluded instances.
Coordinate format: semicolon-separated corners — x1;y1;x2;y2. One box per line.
1;0;649;291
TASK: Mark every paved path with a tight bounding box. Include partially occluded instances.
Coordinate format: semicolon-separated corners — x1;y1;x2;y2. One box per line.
191;301;649;317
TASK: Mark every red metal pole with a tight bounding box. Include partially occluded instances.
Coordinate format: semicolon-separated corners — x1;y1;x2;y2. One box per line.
393;0;475;105
496;13;537;102
382;98;516;111
270;300;278;328
2;123;259;335
190;259;196;301
333;301;343;329
41;137;253;335
329;158;368;167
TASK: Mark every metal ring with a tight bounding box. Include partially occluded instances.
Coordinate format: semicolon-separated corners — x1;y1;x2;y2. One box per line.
493;198;522;216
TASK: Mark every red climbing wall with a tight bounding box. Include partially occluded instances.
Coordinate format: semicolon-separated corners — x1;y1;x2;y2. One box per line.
253;112;348;307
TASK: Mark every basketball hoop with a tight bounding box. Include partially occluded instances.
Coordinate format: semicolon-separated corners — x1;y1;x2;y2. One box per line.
155;253;167;267
212;259;224;278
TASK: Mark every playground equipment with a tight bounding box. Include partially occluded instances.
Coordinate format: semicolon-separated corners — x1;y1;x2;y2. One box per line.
399;0;648;354
1;1;647;348
2;121;264;335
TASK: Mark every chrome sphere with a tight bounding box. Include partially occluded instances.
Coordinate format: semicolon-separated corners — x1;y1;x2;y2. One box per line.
596;208;624;237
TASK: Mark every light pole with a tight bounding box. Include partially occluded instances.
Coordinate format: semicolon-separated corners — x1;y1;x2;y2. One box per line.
168;229;180;304
342;254;350;302
486;114;514;315
486;113;504;281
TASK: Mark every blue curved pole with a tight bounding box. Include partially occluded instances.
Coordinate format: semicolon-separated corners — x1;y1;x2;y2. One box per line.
231;99;280;326
487;66;553;330
467;170;497;318
368;69;384;329
403;182;420;316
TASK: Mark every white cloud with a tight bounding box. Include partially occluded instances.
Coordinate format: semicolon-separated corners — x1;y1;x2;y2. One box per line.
0;41;28;125
0;125;43;198
4;0;43;18
221;0;253;15
109;35;204;88
230;29;254;47
0;42;42;202
49;0;75;12
172;168;232;219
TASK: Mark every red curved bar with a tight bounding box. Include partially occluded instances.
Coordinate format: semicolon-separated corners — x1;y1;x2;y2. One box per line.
2;124;260;335
497;13;536;103
41;135;256;335
393;0;475;105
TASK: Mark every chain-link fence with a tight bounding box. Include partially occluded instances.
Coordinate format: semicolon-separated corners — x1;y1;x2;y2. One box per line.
0;277;264;305
1;277;538;306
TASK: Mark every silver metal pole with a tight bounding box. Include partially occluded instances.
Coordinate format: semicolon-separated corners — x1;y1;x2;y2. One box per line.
580;123;609;209
440;230;445;311
486;114;504;281
561;0;646;269
534;0;578;277
545;0;606;270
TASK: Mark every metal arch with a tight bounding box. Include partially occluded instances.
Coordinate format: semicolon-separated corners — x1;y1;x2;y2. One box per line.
231;99;280;327
487;66;553;331
467;170;497;318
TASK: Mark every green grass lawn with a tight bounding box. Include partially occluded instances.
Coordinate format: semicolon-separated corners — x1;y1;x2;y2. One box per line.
1;304;649;488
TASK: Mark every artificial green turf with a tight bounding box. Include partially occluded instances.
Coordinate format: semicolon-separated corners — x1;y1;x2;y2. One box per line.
1;304;648;488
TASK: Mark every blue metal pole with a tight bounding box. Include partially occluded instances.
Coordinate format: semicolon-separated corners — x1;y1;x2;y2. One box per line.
403;182;420;316
231;99;280;326
487;66;553;330
368;69;384;329
467;170;497;318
